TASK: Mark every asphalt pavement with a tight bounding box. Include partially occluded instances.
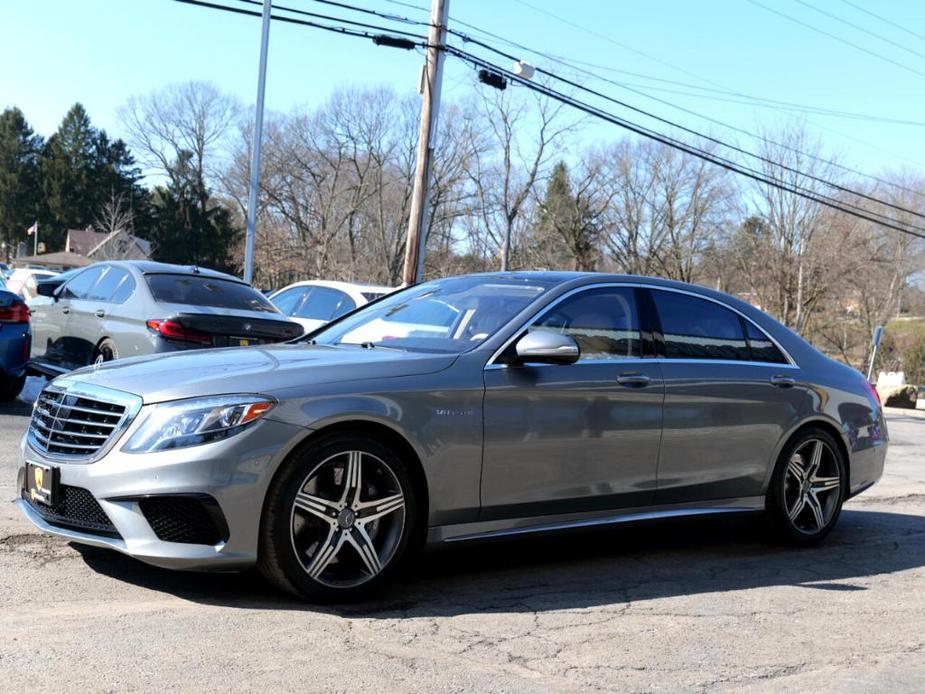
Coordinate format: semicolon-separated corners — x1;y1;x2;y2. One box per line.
1;401;922;693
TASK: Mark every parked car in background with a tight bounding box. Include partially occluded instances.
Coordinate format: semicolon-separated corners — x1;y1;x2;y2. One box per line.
26;269;81;310
29;261;303;375
268;280;393;333
6;268;59;301
0;284;30;399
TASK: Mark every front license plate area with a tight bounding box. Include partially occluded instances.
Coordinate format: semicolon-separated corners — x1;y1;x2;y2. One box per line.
233;336;257;346
26;462;57;506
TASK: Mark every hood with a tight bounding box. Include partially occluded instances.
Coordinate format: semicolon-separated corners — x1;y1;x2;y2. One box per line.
63;344;457;404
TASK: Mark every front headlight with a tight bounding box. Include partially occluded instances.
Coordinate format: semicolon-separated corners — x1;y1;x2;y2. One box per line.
122;395;275;453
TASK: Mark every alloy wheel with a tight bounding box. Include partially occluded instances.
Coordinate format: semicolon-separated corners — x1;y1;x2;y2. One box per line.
784;438;842;534
289;450;406;588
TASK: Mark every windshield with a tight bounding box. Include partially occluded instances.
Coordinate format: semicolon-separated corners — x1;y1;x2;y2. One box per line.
146;274;278;313
311;276;554;353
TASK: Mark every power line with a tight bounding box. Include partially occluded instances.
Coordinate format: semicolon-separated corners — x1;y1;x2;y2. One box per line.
425;4;925;195
173;0;925;240
381;0;925;127
447;30;925;224
839;0;925;44
231;0;425;38
796;0;925;61
176;0;426;41
443;44;925;240
746;0;925;80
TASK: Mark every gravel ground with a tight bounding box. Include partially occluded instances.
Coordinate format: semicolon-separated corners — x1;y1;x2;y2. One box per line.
1;403;922;693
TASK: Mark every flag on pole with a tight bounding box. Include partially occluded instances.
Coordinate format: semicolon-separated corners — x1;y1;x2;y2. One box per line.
26;221;37;236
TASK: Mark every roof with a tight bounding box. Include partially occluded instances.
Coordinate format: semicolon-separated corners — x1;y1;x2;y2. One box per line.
106;260;244;283
274;279;394;295
65;228;109;256
12;251;93;269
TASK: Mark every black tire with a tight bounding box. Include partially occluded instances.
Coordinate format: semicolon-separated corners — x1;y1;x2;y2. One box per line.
0;373;25;401
258;433;418;602
92;339;118;365
766;427;847;546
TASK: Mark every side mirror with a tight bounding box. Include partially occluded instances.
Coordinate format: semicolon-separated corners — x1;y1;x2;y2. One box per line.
36;281;62;298
514;330;580;365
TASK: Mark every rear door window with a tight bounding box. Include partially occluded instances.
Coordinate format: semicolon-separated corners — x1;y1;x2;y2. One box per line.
744;320;789;364
146;274;278;313
651;290;751;361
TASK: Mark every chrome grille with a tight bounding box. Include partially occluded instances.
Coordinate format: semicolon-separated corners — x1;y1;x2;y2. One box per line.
28;381;141;461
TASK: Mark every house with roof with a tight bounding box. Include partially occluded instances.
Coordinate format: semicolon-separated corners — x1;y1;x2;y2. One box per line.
13;227;153;270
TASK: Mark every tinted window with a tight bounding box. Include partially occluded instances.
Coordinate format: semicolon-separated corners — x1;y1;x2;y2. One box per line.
271;287;308;315
531;287;642;360
361;291;386;302
88;267;133;302
652;290;750;361
145;274;277;313
61;266;106;300
745;320;788;364
294;287;355;321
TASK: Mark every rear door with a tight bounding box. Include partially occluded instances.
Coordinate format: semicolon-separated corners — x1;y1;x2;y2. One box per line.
481;286;664;520
647;288;809;503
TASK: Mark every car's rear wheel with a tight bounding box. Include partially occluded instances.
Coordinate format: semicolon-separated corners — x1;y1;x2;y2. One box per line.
258;433;416;601
766;427;846;545
92;339;118;366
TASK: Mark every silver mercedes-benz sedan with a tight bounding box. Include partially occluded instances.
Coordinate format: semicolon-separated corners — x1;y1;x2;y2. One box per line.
16;272;887;600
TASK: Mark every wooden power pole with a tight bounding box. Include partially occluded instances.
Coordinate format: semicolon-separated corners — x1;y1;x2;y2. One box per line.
401;0;450;286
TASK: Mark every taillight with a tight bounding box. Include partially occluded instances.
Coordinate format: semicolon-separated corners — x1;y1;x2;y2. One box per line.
146;319;213;346
0;301;29;324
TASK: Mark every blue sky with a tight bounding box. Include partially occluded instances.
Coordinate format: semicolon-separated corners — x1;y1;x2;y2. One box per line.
3;0;925;181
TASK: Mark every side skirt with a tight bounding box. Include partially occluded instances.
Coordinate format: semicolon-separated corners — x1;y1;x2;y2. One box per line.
427;496;766;544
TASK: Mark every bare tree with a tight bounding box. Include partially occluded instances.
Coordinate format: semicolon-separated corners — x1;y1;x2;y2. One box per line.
464;82;577;270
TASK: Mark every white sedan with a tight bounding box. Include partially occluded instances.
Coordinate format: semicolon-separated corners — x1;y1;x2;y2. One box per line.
268;280;393;333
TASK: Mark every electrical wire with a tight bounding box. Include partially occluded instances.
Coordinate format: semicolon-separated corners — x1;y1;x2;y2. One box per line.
172;0;925;240
447;30;925;224
443;43;925;240
839;0;925;45
389;0;925;196
746;0;925;80
231;0;425;39
796;0;925;60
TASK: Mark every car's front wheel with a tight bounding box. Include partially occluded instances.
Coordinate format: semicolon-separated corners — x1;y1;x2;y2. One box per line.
258;433;417;601
766;427;846;545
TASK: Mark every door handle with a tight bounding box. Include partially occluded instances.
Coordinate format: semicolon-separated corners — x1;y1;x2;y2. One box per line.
61;306;69;315
617;372;651;387
95;309;106;318
770;374;796;388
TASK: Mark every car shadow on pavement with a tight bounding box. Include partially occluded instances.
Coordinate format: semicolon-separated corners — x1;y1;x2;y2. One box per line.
74;505;925;616
0;400;35;417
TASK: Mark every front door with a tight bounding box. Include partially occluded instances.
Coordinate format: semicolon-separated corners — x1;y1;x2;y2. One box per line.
481;286;665;520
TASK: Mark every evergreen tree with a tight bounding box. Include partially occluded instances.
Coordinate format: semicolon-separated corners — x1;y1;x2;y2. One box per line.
40;103;147;250
150;150;239;272
0;108;43;260
537;161;600;271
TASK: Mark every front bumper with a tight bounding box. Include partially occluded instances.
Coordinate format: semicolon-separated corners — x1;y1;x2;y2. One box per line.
16;416;307;571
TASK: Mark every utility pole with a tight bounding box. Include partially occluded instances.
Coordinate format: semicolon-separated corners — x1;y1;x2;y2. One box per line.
243;0;272;286
401;0;450;286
